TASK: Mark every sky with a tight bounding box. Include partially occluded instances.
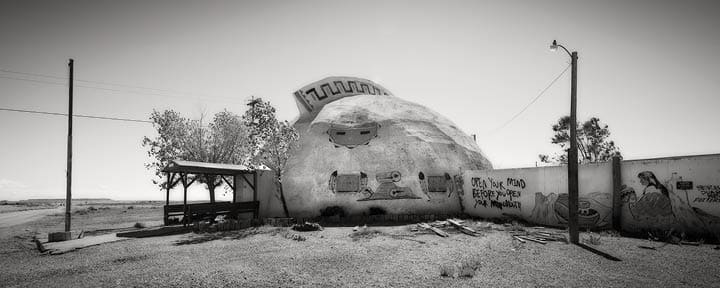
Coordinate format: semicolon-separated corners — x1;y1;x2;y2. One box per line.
1;0;719;201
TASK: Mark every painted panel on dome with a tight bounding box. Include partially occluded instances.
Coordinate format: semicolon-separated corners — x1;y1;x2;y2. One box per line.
327;123;379;148
329;171;368;193
358;171;421;201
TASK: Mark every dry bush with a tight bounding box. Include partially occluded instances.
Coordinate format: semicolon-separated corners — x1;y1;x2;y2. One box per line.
440;258;481;278
439;264;455;277
583;233;602;245
349;228;384;241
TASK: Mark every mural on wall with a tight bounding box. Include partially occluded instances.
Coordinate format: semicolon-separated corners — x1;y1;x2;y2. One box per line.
327;122;379;149
329;171;368;193
621;171;720;236
358;171;420;201
470;176;523;211
530;192;612;229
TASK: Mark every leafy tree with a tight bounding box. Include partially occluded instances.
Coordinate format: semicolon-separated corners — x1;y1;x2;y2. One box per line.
142;109;249;201
539;116;621;164
243;98;299;218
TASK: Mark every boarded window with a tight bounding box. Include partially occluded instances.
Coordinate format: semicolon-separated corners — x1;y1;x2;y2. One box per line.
428;176;447;192
336;174;360;192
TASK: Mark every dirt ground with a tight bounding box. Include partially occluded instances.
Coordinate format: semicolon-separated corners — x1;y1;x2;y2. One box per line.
1;203;719;288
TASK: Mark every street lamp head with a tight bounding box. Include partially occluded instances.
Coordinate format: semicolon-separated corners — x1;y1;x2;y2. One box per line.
550;40;558;52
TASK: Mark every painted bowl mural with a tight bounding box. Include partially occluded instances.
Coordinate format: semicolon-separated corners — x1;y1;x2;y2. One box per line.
281;77;493;217
553;194;601;228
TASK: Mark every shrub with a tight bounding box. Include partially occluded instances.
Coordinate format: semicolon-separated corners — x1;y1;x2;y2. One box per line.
583;233;602;245
319;206;345;217
440;264;455;277
368;206;386;215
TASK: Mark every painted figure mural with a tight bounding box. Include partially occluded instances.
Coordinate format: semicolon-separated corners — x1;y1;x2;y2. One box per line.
621;171;720;237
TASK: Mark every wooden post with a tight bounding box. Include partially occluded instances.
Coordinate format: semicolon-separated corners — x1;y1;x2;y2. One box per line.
612;156;622;231
233;175;237;203
65;59;74;233
253;171;258;219
567;51;580;245
182;174;188;227
166;173;170;206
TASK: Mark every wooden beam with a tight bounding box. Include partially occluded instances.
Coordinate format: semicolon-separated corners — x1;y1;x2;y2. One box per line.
241;174;255;191
253;172;258;203
182;174;188;227
221;175;234;190
185;174;197;187
253;172;258;219
232;175;237;203
166;173;170;206
170;173;182;188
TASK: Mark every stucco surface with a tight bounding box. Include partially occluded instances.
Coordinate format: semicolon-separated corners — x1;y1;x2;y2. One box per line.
283;94;492;217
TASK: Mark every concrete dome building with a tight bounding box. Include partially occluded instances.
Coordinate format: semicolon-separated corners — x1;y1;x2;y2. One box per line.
282;77;493;217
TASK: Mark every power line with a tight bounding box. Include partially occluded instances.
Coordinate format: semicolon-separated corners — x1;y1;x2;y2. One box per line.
0;107;152;124
488;64;571;134
0;75;66;86
0;68;67;80
0;67;244;103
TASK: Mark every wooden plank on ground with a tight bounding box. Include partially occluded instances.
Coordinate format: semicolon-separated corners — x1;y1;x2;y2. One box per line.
418;223;449;237
517;235;547;244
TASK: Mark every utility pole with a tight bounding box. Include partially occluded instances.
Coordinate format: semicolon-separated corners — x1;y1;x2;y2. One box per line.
65;59;74;232
568;51;579;244
550;40;579;244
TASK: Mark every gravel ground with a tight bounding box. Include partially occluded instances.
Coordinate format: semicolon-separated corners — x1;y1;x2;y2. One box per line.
1;209;719;287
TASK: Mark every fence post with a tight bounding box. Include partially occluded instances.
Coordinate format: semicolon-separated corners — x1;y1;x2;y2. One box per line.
612;156;622;231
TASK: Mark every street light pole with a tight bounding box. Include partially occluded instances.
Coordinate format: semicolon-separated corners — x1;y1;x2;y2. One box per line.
551;40;580;244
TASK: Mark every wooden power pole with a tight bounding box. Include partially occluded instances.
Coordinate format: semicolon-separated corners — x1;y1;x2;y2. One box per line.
65;59;74;232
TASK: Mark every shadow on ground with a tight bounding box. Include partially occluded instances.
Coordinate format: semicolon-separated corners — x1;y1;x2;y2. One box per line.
174;227;283;245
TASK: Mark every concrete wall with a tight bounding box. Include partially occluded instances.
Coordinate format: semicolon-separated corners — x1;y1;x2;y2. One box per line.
462;162;613;229
462;154;720;237
619;154;720;236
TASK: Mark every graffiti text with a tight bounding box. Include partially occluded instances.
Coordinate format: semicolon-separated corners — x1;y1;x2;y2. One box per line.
470;177;522;210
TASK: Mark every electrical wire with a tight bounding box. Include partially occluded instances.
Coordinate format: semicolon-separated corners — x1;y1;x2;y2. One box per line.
0;107;153;124
0;75;67;86
0;67;243;103
488;64;571;134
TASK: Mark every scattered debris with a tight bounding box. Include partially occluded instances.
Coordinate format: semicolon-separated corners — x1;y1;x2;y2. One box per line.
512;235;526;243
349;227;384;240
284;232;306;241
418;223;449;237
292;222;323;232
510;229;567;244
448;219;480;236
77;230;85;239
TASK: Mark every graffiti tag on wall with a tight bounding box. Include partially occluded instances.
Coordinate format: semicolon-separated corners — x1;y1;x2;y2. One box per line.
470;177;523;210
694;185;720;203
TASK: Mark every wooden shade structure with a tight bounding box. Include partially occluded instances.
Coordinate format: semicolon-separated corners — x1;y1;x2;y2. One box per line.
162;160;262;226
